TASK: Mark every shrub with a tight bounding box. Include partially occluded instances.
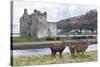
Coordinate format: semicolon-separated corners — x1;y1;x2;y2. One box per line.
46;37;55;41
72;36;86;39
55;37;60;40
87;36;94;38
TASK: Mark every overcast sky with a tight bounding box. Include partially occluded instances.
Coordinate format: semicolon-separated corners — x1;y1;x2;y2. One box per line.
12;1;97;34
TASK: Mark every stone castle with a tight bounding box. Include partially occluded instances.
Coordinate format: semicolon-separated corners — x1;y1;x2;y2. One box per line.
20;9;57;38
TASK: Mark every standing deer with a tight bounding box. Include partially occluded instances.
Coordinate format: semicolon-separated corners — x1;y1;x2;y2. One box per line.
50;41;66;58
68;40;90;57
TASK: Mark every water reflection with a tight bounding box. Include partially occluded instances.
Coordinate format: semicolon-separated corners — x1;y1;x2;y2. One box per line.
13;44;97;56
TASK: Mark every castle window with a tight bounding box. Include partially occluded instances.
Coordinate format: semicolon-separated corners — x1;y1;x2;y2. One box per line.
48;29;50;31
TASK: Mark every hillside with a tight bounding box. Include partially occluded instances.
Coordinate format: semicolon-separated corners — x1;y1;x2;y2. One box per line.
57;9;97;33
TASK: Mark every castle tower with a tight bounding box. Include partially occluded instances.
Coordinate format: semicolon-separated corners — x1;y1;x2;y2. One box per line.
20;9;48;38
37;11;48;38
20;9;31;37
30;9;48;38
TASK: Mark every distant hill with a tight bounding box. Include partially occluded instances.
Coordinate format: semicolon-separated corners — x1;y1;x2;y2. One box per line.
57;9;97;33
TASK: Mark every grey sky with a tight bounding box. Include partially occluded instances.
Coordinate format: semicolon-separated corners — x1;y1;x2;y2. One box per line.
12;1;97;34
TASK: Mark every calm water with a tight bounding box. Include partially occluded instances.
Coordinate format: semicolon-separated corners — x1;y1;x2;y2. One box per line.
13;44;97;56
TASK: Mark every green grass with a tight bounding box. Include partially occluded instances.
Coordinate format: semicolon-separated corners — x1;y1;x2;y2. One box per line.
12;36;34;43
12;51;97;66
12;36;96;43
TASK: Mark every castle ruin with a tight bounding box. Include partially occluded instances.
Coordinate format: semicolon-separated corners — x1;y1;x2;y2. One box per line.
20;9;57;38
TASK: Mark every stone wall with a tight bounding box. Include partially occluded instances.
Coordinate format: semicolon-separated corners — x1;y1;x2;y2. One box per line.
20;9;51;38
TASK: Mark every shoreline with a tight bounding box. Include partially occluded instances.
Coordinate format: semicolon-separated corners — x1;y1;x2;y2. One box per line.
11;39;97;50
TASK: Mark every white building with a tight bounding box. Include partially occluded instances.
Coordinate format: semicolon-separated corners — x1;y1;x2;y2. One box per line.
47;22;57;37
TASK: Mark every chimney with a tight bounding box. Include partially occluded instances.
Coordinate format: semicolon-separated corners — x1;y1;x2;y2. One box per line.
44;11;47;15
44;11;47;18
34;9;37;14
24;8;28;14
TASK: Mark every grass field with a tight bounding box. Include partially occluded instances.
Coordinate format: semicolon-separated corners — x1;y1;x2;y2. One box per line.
12;50;97;66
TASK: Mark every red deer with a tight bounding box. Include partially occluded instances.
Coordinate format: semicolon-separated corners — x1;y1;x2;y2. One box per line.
50;42;66;58
68;40;90;57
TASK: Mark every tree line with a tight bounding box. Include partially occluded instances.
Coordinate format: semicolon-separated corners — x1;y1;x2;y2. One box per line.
57;9;97;34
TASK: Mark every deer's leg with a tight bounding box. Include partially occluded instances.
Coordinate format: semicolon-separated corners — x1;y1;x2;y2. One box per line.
71;51;75;57
54;51;56;58
59;51;62;58
77;50;80;55
70;48;75;57
51;51;54;59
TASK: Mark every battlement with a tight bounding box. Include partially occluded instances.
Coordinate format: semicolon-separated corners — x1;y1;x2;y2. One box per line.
23;9;47;17
33;9;47;16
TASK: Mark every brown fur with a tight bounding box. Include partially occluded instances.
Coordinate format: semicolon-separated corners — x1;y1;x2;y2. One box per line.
68;41;89;56
50;42;66;58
